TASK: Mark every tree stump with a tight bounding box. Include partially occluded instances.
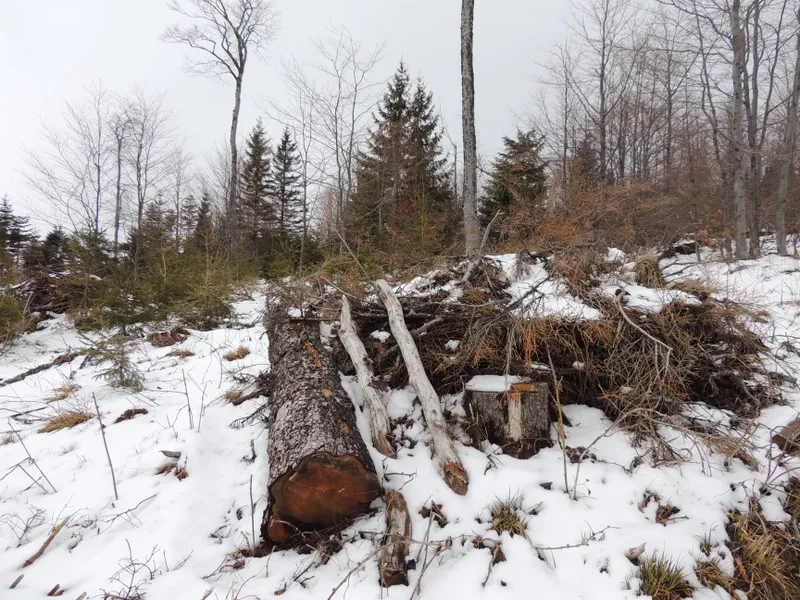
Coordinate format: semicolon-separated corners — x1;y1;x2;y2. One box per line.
262;303;381;545
467;382;551;459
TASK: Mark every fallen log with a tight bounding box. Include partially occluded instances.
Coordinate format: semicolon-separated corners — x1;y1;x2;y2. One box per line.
338;296;395;457
466;382;551;459
262;302;381;545
0;351;85;388
375;279;468;495
378;491;411;587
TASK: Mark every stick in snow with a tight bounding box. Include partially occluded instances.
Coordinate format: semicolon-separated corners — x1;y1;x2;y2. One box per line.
375;279;468;495
22;518;68;567
378;491;411;587
338;295;395;457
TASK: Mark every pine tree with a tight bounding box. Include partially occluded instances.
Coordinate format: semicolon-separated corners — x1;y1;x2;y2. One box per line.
351;63;452;252
240;119;273;244
271;128;303;236
480;129;548;228
0;195;32;268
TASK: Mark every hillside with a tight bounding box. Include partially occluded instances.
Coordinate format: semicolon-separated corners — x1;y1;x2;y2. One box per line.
1;245;800;600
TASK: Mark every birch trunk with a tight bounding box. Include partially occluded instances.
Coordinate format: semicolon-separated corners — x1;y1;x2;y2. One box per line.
461;0;480;256
375;280;468;495
261;303;380;545
338;295;395;457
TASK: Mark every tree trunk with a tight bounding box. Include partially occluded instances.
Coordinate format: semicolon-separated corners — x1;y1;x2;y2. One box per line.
467;382;551;459
228;77;243;258
731;0;748;260
378;491;411;587
261;303;381;545
461;0;480;256
778;10;800;257
338;295;395;457
113;134;124;259
375;280;468;495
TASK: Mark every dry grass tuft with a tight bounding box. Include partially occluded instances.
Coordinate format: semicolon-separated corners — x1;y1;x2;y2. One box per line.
167;348;196;359
631;554;693;599
727;509;800;600
155;462;188;480
44;381;80;403
223;346;250;361
489;495;529;538
634;253;665;287
673;278;717;299
695;559;734;593
39;410;93;433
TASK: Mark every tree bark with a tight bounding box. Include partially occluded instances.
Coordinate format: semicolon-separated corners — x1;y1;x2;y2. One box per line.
461;0;480;256
378;491;411;587
228;77;243;258
731;0;749;260
338;295;395;457
262;303;380;545
375;280;468;495
778;9;800;257
467;382;551;459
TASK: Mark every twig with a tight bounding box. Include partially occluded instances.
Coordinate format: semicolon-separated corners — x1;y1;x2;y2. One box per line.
8;422;56;493
9;574;23;588
249;474;256;551
182;370;195;431
22;518;69;567
0;351;85;388
93;394;118;501
547;347;570;495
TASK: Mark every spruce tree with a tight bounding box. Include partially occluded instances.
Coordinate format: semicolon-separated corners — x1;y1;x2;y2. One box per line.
480;129;548;229
271;128;303;236
240;120;273;243
351;63;452;252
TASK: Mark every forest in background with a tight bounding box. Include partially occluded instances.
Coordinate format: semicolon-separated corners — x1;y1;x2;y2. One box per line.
1;0;800;334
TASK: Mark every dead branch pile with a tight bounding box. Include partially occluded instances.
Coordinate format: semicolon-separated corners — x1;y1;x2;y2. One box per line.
318;253;777;451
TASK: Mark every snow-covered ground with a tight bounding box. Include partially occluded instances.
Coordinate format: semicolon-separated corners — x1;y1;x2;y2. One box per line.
1;248;799;600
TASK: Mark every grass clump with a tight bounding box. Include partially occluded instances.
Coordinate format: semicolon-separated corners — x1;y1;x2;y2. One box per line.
167;348;195;359
694;559;734;593
634;253;665;287
44;381;80;403
39;409;93;433
727;509;800;600
488;494;529;538
223;346;250;361
630;554;693;599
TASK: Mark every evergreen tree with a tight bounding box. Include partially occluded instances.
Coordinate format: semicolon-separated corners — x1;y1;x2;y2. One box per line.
24;227;71;273
351;63;452;252
240;119;273;243
479;129;548;229
271;127;303;236
0;195;32;269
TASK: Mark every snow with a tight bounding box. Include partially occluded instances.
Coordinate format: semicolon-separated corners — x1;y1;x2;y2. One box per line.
1;248;799;600
370;330;391;343
465;375;528;393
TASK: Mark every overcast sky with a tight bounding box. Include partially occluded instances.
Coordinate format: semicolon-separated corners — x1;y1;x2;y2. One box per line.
0;0;569;227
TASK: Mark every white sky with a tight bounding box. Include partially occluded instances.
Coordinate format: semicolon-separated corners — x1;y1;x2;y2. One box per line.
0;0;569;228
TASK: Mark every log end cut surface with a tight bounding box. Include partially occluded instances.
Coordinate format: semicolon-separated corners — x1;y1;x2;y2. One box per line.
267;451;381;544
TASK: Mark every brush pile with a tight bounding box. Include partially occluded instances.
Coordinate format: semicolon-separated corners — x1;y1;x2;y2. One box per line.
307;248;780;458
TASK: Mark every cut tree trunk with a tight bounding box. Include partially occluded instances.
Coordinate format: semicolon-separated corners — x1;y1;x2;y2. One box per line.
467;383;551;459
375;280;468;495
338;295;395;457
378;491;412;587
262;303;381;545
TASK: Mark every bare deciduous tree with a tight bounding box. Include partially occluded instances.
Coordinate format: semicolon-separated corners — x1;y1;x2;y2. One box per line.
162;0;278;256
461;0;480;256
